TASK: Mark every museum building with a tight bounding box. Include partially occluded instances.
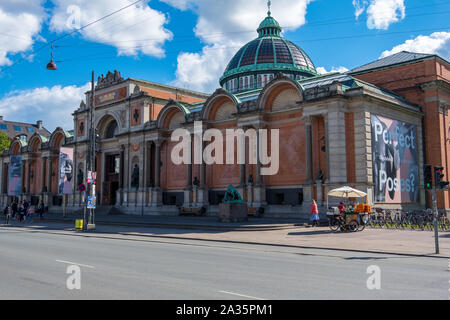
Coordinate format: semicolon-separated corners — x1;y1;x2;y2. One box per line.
0;10;448;217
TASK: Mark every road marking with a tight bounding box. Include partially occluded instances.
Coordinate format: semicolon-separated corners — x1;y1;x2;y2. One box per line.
55;260;95;269
218;290;264;300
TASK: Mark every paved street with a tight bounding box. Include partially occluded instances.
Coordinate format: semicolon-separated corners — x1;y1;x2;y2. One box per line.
0;225;448;300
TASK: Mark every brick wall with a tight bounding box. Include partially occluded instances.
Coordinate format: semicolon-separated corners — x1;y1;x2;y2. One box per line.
353;57;450;209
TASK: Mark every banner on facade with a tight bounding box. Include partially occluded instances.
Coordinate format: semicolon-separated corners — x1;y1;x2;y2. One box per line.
371;114;419;203
8;155;22;196
58;147;74;195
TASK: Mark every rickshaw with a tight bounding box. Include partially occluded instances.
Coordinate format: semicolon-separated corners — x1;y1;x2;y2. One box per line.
326;186;370;232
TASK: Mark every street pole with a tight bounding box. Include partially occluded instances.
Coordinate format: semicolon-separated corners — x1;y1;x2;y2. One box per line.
431;187;440;254
84;71;96;231
82;190;86;230
89;71;96;229
63;194;66;218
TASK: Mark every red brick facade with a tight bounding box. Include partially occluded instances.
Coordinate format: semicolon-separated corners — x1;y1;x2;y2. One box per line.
352;57;450;209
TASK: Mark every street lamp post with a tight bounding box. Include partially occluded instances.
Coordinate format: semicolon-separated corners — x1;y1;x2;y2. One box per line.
86;71;96;231
46;48;96;231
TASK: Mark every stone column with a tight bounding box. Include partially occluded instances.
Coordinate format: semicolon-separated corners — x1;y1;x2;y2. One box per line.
198;139;208;207
305;117;313;184
45;156;53;206
236;126;246;201
326;108;347;184
253;128;266;207
183;133;193;208
151;141;162;207
141;141;151;207
41;157;46;203
122;145;129;206
316;179;323;207
118;146;125;206
145;141;152;206
137;142;145;208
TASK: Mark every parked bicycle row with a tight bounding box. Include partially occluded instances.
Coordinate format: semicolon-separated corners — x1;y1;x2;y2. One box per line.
365;208;449;231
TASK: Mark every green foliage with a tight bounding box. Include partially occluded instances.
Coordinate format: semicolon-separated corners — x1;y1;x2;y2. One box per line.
0;132;10;152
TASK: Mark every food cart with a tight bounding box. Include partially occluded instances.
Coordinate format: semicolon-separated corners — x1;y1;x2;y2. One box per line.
326;186;370;232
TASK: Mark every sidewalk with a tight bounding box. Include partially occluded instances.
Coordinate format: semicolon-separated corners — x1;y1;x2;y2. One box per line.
3;213;449;258
42;211;311;231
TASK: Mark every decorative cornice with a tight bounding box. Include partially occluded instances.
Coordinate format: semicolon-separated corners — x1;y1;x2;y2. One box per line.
96;70;124;90
439;102;449;115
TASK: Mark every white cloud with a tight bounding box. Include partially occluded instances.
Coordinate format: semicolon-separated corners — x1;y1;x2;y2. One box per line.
352;0;405;30
0;83;90;132
163;0;314;93
50;0;172;58
0;0;46;66
316;66;349;75
380;32;450;59
353;0;368;20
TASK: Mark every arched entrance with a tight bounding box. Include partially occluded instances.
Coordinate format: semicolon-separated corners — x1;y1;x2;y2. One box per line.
98;117;120;206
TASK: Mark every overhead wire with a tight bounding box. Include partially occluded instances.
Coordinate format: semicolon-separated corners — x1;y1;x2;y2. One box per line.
0;0;146;73
1;0;450;71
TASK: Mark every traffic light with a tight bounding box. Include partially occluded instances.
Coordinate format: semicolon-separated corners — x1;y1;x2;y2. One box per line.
424;164;432;190
434;166;449;189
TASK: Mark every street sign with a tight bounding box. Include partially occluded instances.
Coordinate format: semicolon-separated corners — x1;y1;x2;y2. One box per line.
87;196;96;209
78;184;86;192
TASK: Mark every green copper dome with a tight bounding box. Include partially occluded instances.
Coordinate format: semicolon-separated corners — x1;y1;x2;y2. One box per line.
220;13;317;93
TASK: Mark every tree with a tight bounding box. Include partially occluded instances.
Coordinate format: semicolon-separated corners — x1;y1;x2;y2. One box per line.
0;132;10;152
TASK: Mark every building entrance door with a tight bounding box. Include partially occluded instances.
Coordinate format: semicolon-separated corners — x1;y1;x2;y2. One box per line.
102;154;120;205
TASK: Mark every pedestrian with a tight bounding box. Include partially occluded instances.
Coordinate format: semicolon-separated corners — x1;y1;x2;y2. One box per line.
17;204;24;222
23;199;29;213
309;199;320;227
27;206;35;223
11;200;18;219
3;205;10;225
338;201;346;214
38;201;45;220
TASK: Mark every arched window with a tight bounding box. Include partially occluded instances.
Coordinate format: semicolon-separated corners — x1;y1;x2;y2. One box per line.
257;75;262;88
239;77;243;90
105;121;118;139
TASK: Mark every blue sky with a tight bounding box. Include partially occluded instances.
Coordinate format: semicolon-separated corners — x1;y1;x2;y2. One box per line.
0;0;449;131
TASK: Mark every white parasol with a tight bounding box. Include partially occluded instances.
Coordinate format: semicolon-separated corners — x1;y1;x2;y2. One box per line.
326;186;367;208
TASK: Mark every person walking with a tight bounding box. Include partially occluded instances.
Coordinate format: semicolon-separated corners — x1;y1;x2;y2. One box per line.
23;199;29;213
17;204;25;222
27;206;35;223
11;200;18;219
38;201;45;220
3;205;10;225
310;199;320;227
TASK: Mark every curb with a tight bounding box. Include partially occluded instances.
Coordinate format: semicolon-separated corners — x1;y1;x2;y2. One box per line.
43;217;309;232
